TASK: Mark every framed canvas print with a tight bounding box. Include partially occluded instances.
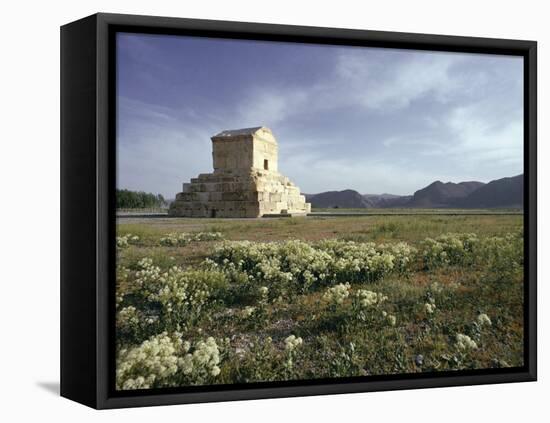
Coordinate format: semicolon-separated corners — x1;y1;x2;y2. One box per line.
60;13;537;409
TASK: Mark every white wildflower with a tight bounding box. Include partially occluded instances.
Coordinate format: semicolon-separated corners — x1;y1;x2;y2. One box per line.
117;306;140;329
456;334;478;350
241;306;256;318
210;365;221;377
424;303;436;314
477;313;492;326
355;289;388;308
284;335;303;351
323;283;351;305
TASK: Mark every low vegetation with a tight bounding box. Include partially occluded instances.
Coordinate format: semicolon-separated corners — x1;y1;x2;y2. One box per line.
115;215;524;390
116;188;167;210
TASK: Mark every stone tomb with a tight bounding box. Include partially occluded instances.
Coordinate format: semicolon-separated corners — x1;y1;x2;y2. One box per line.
169;127;311;218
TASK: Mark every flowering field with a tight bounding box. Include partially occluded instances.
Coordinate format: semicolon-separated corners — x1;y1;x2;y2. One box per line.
115;215;524;390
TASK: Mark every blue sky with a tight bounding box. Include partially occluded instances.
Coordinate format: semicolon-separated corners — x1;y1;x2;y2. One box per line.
116;32;523;197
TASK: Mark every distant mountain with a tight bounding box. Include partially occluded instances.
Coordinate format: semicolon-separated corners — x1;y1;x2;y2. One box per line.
363;193;412;208
306;174;523;209
456;174;523;208
306;190;374;208
306;190;412;209
408;180;485;208
363;193;402;200
374;195;413;208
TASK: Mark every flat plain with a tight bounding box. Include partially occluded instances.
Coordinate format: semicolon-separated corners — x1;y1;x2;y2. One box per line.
115;212;524;390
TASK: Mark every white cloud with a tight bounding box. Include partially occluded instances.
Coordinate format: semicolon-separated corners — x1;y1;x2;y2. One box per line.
236;88;310;127
444;102;523;170
335;49;463;111
233;47;498;126
117;97;222;197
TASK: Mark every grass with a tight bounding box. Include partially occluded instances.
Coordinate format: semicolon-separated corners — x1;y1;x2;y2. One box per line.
117;214;522;245
115;213;524;389
309;207;523;214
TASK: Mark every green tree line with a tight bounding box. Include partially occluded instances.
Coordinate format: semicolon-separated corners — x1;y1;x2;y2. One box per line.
116;189;167;209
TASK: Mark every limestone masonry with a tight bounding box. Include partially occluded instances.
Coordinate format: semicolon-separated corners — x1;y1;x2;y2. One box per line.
169;127;311;218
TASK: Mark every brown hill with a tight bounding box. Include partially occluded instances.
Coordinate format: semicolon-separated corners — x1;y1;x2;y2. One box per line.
456;174;523;208
408;181;485;208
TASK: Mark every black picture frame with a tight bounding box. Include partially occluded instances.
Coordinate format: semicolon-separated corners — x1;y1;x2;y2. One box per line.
60;12;537;409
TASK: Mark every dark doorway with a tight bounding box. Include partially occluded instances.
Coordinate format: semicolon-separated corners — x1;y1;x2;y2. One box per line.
264;159;269;170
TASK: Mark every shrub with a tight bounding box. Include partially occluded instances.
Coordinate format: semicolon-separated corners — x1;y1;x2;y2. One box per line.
209;239;416;296
354;289;388;308
210;240;333;294
316;239;395;283
377;242;418;274
322;283;351;306
116;332;222;389
421;233;479;268
116;233;140;249
130;258;227;328
421;232;523;282
477;232;523;282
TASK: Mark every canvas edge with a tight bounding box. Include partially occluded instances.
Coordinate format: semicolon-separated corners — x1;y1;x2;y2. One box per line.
60;13;99;409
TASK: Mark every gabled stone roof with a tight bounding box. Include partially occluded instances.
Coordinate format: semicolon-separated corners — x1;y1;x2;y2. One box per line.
212;126;267;138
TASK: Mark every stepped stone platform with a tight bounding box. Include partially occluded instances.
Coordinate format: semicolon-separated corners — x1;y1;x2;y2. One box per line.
169;127;311;218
